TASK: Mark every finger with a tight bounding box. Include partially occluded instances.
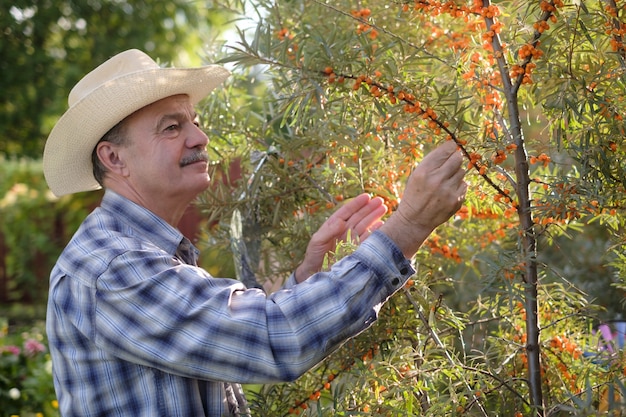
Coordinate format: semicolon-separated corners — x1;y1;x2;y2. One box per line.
350;198;387;237
419;141;461;171
346;196;384;227
446;158;466;181
450;162;467;184
433;145;464;181
310;194;372;245
340;198;385;239
357;219;384;241
458;178;469;199
331;193;372;222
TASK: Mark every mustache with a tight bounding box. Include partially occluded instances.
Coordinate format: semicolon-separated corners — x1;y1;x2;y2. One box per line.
180;151;209;167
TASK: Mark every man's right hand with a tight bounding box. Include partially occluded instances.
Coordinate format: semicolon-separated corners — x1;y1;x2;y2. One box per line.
379;140;467;259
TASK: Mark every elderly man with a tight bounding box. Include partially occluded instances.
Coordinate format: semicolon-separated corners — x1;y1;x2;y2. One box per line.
43;49;467;416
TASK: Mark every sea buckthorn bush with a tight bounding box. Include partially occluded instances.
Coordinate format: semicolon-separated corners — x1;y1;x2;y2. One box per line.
199;0;626;415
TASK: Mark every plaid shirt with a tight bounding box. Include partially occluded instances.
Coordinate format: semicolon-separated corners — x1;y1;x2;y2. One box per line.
46;190;414;416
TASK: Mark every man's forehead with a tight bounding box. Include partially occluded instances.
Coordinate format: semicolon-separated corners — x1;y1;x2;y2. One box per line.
128;94;195;120
146;94;194;112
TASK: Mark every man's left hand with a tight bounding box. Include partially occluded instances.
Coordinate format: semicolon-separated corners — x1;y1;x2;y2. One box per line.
294;193;387;283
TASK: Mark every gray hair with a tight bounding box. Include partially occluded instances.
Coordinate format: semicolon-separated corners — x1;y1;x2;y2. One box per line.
91;119;128;187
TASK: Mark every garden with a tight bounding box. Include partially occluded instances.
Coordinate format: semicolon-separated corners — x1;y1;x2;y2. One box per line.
0;160;100;417
0;318;57;417
4;0;626;415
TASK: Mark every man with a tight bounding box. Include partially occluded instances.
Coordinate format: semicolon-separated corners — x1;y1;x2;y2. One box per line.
43;49;467;416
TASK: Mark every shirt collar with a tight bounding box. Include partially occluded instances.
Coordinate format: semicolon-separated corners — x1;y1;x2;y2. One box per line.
99;189;187;256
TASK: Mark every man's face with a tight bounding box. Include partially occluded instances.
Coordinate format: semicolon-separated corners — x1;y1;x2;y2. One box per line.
119;94;211;202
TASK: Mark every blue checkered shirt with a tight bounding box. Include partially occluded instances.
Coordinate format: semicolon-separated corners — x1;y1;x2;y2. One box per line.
46;190;414;416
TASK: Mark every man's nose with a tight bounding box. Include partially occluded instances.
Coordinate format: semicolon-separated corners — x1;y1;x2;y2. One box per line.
188;124;209;148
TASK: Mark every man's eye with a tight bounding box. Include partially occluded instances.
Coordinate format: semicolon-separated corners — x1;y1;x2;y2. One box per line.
165;124;179;131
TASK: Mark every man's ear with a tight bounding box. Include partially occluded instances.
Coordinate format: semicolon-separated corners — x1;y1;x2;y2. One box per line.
96;142;129;177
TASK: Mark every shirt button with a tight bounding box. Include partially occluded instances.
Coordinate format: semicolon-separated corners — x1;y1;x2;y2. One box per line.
391;277;400;286
399;266;409;275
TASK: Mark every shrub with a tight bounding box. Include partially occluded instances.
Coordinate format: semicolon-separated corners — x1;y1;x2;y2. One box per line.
0;319;59;417
0;157;101;309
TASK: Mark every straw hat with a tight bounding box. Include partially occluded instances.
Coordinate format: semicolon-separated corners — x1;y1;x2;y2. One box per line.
43;49;231;197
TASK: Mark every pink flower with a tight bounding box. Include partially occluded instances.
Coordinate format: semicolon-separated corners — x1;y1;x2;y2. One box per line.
23;339;46;356
1;345;21;355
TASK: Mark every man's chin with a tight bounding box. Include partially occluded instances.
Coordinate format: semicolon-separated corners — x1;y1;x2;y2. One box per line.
197;176;212;193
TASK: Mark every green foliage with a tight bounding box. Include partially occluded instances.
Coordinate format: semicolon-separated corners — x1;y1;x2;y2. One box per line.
4;0;626;413
1;0;231;158
198;0;626;414
0;158;101;306
0;319;58;417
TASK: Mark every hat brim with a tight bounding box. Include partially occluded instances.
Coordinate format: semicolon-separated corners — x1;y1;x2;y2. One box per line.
43;65;230;197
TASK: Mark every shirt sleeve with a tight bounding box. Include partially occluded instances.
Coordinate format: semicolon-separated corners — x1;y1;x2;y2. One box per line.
93;230;414;384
